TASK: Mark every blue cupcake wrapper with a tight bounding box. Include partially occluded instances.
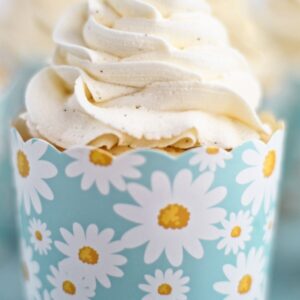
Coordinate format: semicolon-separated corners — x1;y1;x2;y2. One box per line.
11;128;285;300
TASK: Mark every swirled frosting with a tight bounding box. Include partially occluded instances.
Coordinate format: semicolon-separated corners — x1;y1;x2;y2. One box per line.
24;0;267;150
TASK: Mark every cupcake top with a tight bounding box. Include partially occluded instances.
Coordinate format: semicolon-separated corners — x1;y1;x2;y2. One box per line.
250;0;300;65
23;0;269;150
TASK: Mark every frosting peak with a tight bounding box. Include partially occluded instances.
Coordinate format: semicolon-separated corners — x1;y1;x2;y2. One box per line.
25;0;266;150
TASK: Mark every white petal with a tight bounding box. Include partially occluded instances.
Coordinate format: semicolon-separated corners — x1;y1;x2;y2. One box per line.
192;172;214;195
30;190;42;214
127;183;153;206
65;161;84;177
144;240;164;264
121;226;149;248
151;171;172;200
96;178;110;195
166;244;183;267
81;172;95;190
37;161;58;179
35;179;54;201
114;204;144;224
183;238;204;260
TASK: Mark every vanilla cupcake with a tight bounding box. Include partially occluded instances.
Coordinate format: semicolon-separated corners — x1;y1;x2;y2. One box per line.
22;0;274;150
12;1;285;299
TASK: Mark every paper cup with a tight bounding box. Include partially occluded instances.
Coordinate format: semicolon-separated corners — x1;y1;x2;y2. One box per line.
0;64;42;256
11;128;284;300
265;76;300;217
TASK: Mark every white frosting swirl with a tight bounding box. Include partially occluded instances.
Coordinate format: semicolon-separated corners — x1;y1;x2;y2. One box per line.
25;0;266;150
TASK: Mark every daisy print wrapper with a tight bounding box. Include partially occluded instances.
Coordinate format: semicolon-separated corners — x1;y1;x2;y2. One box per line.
11;128;285;300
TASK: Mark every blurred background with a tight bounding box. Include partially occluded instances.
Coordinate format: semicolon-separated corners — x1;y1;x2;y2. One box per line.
0;0;299;299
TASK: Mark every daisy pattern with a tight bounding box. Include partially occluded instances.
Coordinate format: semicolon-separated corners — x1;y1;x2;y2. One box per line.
55;223;127;288
236;131;283;215
217;211;253;255
263;210;276;244
41;290;51;300
139;269;190;300
29;218;52;255
214;248;265;300
114;170;227;267
11;133;57;215
65;148;145;195
47;263;96;300
190;146;233;172
21;240;42;300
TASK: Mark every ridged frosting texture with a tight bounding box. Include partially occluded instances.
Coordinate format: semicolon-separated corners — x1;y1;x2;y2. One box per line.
24;0;266;150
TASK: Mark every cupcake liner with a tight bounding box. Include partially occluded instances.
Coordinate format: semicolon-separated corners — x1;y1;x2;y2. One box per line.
0;64;42;254
265;76;300;217
11;127;285;300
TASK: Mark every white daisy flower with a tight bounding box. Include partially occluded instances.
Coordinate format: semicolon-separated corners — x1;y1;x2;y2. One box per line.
55;223;127;288
20;240;42;300
47;263;96;300
190;146;232;172
41;290;51;300
214;247;265;300
236;131;283;215
139;269;190;300
217;211;253;255
263;210;276;244
65;148;145;195
114;170;227;267
29;218;52;255
11;133;57;215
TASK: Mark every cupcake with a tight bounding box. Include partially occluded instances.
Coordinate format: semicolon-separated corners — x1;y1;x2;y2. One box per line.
12;1;285;299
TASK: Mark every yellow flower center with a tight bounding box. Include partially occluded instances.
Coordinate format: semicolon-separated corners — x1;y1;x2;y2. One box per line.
268;221;273;230
263;150;276;178
22;263;29;281
206;147;220;155
78;246;99;265
62;280;76;295
158;204;190;230
231;226;242;238
35;230;43;241
17;151;30;178
89;149;113;167
158;283;173;295
238;274;252;294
